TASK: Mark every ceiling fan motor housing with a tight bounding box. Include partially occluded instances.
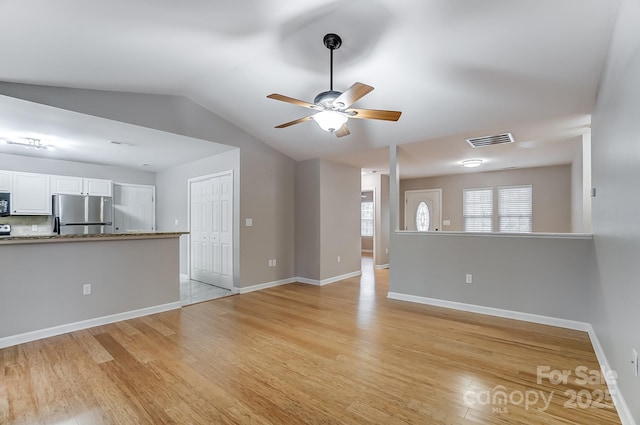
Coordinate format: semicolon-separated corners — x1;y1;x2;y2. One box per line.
314;90;343;108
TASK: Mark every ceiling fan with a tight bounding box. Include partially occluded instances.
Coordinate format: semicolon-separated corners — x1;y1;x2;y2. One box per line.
267;33;402;138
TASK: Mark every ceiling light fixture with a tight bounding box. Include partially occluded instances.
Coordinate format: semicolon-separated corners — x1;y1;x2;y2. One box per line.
313;111;348;133
3;138;54;150
462;159;483;168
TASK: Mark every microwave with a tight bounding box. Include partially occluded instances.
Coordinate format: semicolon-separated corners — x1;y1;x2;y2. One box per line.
0;192;9;217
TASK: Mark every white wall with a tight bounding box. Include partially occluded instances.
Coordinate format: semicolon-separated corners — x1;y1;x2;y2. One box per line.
590;0;640;421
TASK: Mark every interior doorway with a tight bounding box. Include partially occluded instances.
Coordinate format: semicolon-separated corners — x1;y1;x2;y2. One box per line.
361;190;374;255
404;189;442;231
188;171;234;290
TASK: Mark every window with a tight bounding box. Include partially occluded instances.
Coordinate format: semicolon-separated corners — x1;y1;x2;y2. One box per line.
498;185;532;233
361;201;374;237
463;188;493;232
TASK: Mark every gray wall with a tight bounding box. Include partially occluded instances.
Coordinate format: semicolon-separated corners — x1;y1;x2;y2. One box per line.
295;159;361;282
295;159;321;281
591;0;640;420
389;233;595;322
399;165;572;233
319;159;361;281
0;237;180;339
0;83;296;289
155;149;241;279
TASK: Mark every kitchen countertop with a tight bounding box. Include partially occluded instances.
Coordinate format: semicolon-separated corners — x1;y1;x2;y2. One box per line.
0;231;188;245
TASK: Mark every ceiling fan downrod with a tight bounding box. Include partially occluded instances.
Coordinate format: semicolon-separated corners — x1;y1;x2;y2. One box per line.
323;33;342;92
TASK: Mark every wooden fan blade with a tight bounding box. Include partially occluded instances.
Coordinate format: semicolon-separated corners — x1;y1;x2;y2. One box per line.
275;115;313;129
335;123;350;138
333;82;374;109
347;108;402;121
267;93;317;109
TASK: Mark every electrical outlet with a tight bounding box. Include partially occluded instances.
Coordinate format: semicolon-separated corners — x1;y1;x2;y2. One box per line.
337;256;341;263
633;349;638;377
174;219;179;226
385;248;388;254
465;274;473;284
31;224;38;232
273;259;276;267
83;284;92;295
268;259;273;267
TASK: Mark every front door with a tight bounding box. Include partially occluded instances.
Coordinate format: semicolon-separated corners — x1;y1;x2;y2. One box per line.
405;189;442;231
190;171;233;290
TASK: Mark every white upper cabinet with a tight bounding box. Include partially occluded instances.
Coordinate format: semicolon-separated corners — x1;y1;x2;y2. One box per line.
12;172;51;215
0;170;11;192
51;176;112;196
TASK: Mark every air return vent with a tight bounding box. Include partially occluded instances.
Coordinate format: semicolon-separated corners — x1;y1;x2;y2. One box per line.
466;133;514;148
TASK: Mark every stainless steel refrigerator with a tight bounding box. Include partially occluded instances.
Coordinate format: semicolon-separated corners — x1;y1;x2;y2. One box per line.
53;194;113;235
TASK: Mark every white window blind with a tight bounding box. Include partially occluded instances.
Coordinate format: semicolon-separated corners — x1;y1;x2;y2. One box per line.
361;201;374;237
498;185;532;233
463;188;493;232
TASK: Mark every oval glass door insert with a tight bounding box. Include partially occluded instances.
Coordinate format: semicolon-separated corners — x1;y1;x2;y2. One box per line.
416;201;430;231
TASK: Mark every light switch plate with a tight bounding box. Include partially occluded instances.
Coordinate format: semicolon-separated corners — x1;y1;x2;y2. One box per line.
246;218;253;227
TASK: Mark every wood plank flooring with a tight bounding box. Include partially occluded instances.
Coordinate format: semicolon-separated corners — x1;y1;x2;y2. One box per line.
0;257;621;424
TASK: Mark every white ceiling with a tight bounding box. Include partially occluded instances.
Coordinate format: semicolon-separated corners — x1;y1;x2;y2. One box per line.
0;0;619;176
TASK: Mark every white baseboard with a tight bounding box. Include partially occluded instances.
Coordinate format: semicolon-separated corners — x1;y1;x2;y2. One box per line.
180;273;189;280
387;292;636;425
387;292;591;331
361;249;373;253
0;301;182;349
297;270;362;286
586;326;636;425
238;278;296;294
375;263;390;270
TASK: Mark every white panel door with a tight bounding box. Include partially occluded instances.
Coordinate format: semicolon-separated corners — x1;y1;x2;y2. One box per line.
113;184;155;232
190;172;233;290
405;189;442;231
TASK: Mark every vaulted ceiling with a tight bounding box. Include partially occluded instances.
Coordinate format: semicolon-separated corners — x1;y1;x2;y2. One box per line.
0;0;619;176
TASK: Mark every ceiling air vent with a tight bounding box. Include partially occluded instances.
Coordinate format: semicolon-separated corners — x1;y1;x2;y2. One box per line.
466;132;514;148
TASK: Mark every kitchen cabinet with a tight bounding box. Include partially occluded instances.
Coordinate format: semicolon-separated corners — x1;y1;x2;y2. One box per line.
12;172;51;215
0;170;11;192
51;176;112;196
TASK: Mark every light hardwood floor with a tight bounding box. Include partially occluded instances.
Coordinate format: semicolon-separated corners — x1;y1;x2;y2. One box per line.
0;257;621;424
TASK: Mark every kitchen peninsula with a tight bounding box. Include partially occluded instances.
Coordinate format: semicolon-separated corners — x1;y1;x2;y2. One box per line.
0;231;187;348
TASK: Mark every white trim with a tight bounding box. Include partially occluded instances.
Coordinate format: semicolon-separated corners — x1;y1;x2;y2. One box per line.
375;263;390;270
386;292;636;425
395;230;593;239
239;278;296;294
586;326;636;425
0;302;181;349
361;249;373;253
297;270;362;286
386;292;590;330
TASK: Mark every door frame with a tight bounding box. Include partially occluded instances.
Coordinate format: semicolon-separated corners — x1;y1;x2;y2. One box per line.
361;186;376;265
187;170;234;284
404;189;443;231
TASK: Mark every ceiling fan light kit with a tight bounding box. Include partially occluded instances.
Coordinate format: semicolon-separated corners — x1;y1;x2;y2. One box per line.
267;33;401;137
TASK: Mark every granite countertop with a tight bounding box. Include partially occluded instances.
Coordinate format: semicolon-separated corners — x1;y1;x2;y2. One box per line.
0;231;189;245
